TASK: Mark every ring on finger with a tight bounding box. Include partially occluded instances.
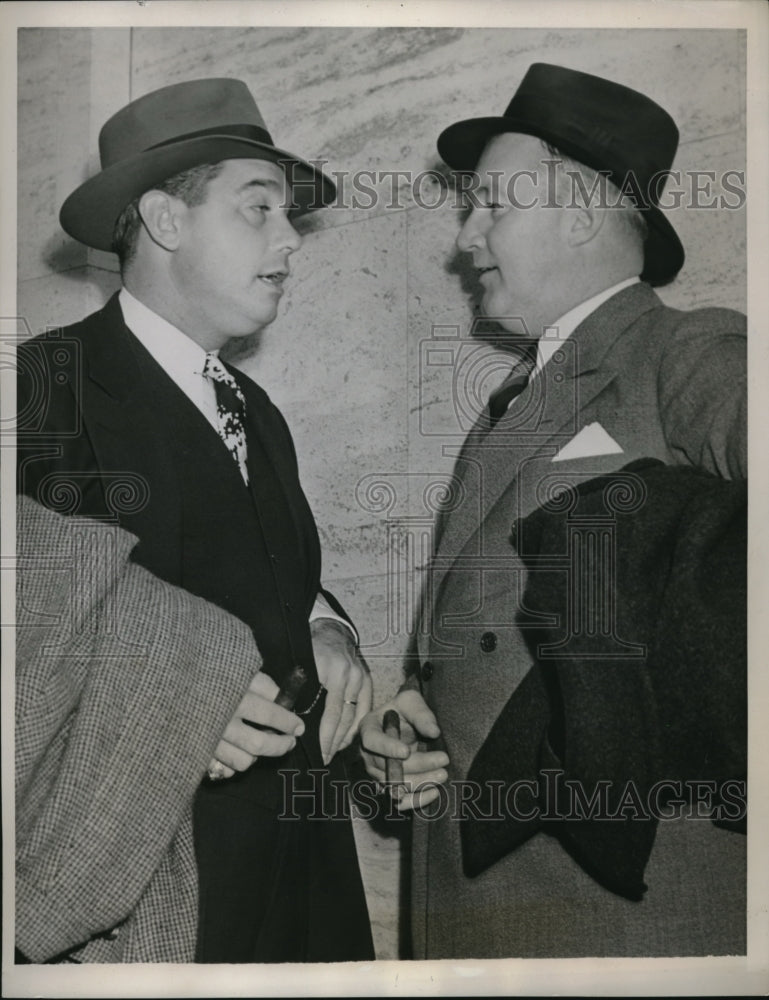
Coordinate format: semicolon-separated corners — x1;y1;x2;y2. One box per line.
206;759;229;782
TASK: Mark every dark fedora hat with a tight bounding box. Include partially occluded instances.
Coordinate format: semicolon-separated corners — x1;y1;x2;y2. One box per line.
438;63;684;286
60;77;336;252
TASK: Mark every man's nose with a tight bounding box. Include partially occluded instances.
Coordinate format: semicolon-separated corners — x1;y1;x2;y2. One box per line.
456;209;485;253
276;215;303;254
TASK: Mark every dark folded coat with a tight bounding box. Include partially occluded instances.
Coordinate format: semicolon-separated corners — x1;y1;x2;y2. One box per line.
462;459;746;900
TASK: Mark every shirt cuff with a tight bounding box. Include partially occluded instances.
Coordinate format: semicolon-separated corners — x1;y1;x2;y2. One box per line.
309;593;359;645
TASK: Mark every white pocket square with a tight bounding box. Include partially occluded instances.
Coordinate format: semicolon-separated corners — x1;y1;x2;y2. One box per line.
552;422;624;462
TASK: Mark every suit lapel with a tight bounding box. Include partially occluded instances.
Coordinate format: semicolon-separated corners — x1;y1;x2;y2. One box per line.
431;283;662;599
80;294;242;561
81;294;145;407
236;373;323;613
79;295;180;498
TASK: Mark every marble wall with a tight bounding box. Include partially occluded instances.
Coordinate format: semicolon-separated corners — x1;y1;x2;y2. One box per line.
17;25;746;960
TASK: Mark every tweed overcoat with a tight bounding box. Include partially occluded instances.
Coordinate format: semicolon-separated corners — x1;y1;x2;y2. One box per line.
15;495;260;962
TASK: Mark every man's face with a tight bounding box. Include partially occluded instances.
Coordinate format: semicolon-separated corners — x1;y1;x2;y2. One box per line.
169;158;301;349
456;133;569;337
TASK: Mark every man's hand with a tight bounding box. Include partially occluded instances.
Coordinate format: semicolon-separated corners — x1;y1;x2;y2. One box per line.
311;617;373;765
359;689;449;811
207;670;304;779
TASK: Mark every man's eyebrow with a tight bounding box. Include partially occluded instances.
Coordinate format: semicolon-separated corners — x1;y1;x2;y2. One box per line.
237;177;283;195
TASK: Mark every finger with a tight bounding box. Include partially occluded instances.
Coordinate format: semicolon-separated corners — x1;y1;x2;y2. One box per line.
206;756;235;780
239;691;304;737
212;738;256;773
361;746;449;780
360;753;386;782
319;682;345;765
359;724;411;760
223;718;297;758
394;783;447;812
357;670;373;716
328;667;366;760
397;690;441;740
339;671;373;752
399;766;449;789
380;766;449;800
247;670;281;699
328;701;357;763
401;750;450;775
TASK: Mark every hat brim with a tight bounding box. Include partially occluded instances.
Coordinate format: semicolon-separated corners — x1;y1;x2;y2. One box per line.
438;116;684;287
60;134;336;252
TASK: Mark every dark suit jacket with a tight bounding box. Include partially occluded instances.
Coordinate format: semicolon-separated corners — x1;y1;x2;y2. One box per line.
17;294;322;705
16;293;373;962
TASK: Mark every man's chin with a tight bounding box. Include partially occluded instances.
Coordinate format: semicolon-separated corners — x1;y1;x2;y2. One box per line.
229;311;276;339
480;293;515;324
473;298;531;340
220;321;271;362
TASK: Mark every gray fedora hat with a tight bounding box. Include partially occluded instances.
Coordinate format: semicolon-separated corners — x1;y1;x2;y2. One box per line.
60;77;336;251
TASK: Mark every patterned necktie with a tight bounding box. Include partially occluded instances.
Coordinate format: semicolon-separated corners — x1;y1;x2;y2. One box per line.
202;353;249;484
487;346;538;427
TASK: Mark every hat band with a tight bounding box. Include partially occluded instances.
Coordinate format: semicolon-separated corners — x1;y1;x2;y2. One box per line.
146;121;275;153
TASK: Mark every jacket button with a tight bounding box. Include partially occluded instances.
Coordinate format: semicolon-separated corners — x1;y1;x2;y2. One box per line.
421;660;434;681
480;631;497;653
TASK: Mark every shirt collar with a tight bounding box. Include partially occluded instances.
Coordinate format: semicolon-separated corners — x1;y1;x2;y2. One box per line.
536;276;640;372
118;287;217;377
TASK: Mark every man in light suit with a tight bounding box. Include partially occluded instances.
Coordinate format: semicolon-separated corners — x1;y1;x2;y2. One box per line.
361;63;747;957
17;78;374;962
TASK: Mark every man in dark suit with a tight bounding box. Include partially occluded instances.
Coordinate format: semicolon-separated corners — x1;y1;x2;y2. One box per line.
17;78;374;963
361;64;747;956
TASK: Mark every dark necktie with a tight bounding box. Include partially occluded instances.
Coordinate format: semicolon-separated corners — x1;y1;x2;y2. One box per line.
202;353;249;484
487;347;538;427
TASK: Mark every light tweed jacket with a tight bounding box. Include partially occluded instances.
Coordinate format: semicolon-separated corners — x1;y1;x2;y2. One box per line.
15;496;260;963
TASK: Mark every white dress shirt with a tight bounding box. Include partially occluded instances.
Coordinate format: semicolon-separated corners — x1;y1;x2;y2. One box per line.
535;276;640;374
118;288;351;635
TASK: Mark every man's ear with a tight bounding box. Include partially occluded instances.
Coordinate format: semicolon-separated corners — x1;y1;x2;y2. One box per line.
567;204;606;248
137;190;185;251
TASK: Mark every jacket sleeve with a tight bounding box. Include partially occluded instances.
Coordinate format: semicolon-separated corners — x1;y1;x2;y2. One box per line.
15;498;261;962
658;307;747;479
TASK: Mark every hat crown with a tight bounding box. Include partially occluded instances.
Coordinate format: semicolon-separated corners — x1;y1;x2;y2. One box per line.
61;76;334;252
504;63;679;178
99;78;273;168
436;61;685;285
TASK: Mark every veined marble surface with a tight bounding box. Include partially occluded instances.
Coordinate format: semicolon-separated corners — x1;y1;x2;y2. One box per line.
16;25;747;962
